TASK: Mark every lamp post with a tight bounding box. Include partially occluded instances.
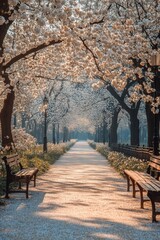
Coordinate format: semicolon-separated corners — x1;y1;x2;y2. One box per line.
43;95;48;153
150;53;160;155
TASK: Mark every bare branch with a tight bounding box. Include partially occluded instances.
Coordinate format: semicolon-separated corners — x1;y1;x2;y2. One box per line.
90;17;104;25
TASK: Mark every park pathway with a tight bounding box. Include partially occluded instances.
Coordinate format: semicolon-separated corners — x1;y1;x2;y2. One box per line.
1;141;160;240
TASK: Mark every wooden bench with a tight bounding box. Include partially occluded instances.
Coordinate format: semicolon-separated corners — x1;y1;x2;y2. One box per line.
2;154;38;199
111;144;151;161
124;155;160;222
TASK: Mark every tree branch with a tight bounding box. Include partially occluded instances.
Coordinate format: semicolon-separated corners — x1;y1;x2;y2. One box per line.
79;36;103;73
4;39;63;70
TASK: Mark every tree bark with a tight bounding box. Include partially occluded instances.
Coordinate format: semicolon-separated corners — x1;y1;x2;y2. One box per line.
0;73;15;148
21;112;26;128
36;124;43;144
56;123;59;144
109;106;121;145
52;123;56;144
102;120;106;144
107;85;141;146
146;103;154;147
13;114;17;128
0;1;13;74
129;110;140;145
145;68;160;148
63;127;68;142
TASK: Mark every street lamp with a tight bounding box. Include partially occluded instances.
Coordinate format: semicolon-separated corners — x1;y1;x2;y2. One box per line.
43;95;48;153
150;53;160;155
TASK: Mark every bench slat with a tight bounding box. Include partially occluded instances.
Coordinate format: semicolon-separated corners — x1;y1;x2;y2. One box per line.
138;178;160;192
15;169;37;177
124;170;143;181
8;161;18;167
131;173;158;191
150;158;160;164
125;170;160;191
149;162;160;171
138;171;160;185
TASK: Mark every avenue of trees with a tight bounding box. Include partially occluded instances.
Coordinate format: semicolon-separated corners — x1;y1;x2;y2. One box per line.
0;0;159;150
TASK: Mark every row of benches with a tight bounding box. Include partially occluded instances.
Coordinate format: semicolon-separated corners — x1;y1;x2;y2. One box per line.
2;151;160;222
111;143;153;161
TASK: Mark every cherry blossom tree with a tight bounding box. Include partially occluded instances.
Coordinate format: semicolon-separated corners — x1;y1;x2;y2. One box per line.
0;0;65;147
0;0;159;149
72;0;160;146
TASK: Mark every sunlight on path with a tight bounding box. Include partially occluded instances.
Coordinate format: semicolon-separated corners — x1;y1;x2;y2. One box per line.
1;141;160;240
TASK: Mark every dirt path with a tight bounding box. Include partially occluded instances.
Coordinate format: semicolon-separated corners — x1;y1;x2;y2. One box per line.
0;141;160;240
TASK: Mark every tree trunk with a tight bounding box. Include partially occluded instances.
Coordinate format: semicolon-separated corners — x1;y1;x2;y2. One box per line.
0;3;18;149
56;123;59;144
146;103;160;150
103;119;106;144
36;124;43;144
13;114;17;128
109;106;121;146
21;112;26;128
94;127;97;142
0;73;15;148
52;123;56;144
0;1;12;74
146;103;154;147
107;85;141;146
97;126;100;142
129;111;140;146
63;127;68;142
31;119;37;139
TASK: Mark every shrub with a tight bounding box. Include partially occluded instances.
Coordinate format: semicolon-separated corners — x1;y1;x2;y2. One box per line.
107;152;148;176
12;128;37;151
88;141;148;176
96;144;109;158
88;140;96;149
0;140;76;197
19;156;50;175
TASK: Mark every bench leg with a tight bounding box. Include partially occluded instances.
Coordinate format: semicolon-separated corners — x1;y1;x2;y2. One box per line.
26;181;29;199
137;184;144;209
18;182;22;189
150;199;157;223
124;172;132;192
147;191;160;223
33;173;37;187
126;174;130;192
130;178;136;198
